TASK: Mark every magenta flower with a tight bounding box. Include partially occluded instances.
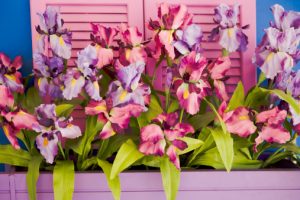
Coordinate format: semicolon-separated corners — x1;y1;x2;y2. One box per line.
218;101;256;137
90;23;118;68
62;45;101;100
36;6;72;59
33;53;64;99
271;4;300;30
85;100;144;139
210;4;248;52
0;86;38;149
107;62;150;111
0;53;23;93
207;56;231;101
34;104;81;163
118;24;147;66
174;52;210;115
255;107;290;150
174;24;203;55
139;112;194;169
148;3;192;59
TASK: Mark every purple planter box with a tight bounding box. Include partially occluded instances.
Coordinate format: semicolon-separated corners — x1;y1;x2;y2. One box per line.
1;170;300;200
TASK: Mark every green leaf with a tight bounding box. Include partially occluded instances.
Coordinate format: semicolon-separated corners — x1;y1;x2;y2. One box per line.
245;87;270;109
160;157;180;200
53;160;75;200
257;72;266;86
167;100;179;113
97;159;121;200
0;145;31;166
227;81;244;111
135;155;162;168
110;139;144;179
21;87;42;114
188;112;215;130
177;137;203;155
55;104;75;117
137;95;163;128
210;128;234;172
265;89;300;114
26;155;43;200
204;99;227;134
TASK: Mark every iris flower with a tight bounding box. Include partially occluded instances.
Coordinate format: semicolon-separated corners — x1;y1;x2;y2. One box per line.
34;104;81;163
107;62;150;111
36;6;72;59
85;100;144;139
210;4;248;52
0;53;23;93
139;112;194;169
62;45;101;100
90;23;118;68
174;51;210;115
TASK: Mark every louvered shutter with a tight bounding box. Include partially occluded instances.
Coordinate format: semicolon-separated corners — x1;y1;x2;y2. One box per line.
144;0;256;93
30;0;144;128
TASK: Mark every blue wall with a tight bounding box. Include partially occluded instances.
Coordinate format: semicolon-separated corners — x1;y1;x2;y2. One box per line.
0;1;299;169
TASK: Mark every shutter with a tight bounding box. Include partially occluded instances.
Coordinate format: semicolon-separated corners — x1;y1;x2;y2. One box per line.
144;0;256;93
30;0;144;128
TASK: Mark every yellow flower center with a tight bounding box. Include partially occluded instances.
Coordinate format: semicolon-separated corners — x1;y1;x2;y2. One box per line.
43;138;49;146
4;74;16;81
266;52;274;63
183;89;189;99
95;105;106;112
227;28;234;38
239;115;249;120
71;79;77;87
59;36;65;46
125;49;131;60
119;90;127;101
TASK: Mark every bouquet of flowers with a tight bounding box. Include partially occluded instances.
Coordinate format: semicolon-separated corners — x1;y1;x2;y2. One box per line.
0;3;299;200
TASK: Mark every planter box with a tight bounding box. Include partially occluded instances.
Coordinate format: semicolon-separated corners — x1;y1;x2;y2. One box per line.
1;170;300;200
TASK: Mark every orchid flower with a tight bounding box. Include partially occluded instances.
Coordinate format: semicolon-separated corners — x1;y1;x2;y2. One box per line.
0;86;38;149
36;6;72;59
207;56;231;101
62;45;101;100
0;53;23;93
174;51;210;115
210;4;248;53
218;101;256;137
90;23;118;68
255;107;290;150
148;3;192;59
85;100;144;139
253;5;300;80
107;62;150;111
34;104;82;163
173;24;203;55
33;53;64;99
118;24;147;66
139;112;194;169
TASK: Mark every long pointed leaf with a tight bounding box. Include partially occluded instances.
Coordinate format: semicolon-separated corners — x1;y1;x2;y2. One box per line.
26;155;43;200
110;139;144;179
97;159;121;200
227;81;244;111
160;157;180;200
0;145;31;167
53;160;75;200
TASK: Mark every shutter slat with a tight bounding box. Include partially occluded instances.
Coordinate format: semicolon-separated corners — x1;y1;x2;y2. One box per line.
61;13;127;23
58;5;127;14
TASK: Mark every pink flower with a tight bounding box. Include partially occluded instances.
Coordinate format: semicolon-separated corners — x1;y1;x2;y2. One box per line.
148;3;192;59
139;112;194;169
174;52;210;115
118;24;147;66
85;100;144;139
90;23;118;68
255;107;290;150
218;101;256;137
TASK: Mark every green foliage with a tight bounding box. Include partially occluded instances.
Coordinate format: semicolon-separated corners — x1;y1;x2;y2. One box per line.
227;81;244;111
0;145;31;167
20;87;42;113
55;104;75;117
26;155;43;200
160;157;180;200
53;160;75;200
110;139;144;179
245;86;270;109
188;112;215;130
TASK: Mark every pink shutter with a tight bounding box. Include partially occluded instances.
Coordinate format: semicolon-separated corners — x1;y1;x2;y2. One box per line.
144;0;256;93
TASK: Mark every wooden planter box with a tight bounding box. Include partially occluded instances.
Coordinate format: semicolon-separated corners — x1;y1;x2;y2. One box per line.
1;170;300;200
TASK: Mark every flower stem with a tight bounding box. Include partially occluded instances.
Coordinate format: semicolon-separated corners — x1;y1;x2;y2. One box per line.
222;48;229;56
58;142;66;160
179;108;184;123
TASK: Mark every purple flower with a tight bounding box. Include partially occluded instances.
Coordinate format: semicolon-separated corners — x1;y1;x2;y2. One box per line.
36;6;72;59
62;45;101;101
34;104;81;163
33;53;64;99
0;53;24;93
253;27;299;79
210;4;248;52
174;24;203;55
107;62;150;110
271;4;300;30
